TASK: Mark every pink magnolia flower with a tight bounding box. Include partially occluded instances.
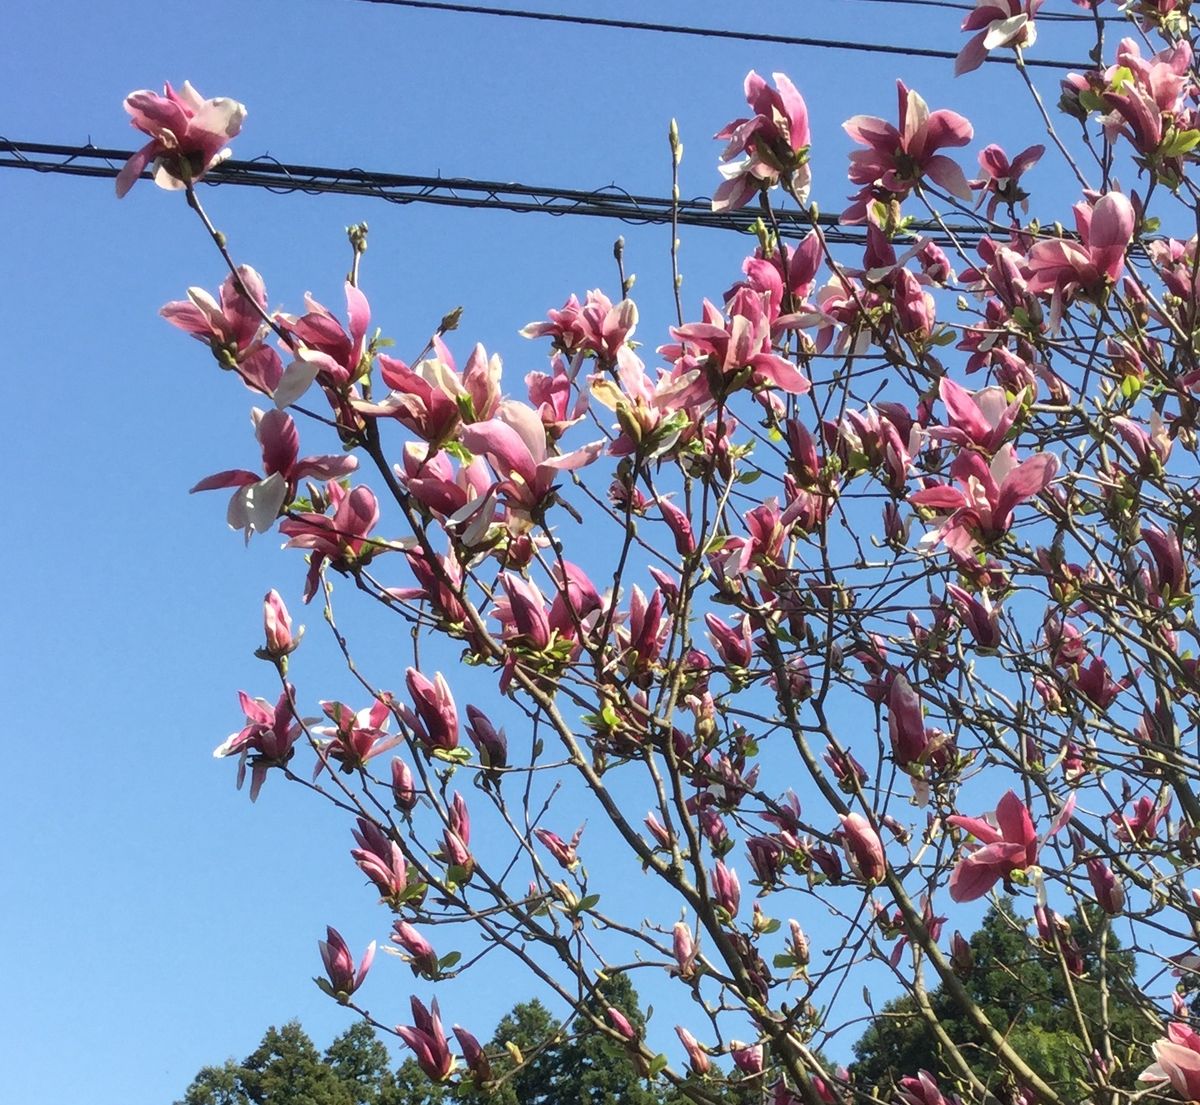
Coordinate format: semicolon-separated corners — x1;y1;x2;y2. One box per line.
391;921;439;978
672;922;698;979
534;825;584;870
705;612;754;669
160;266;283;395
116;81;245;197
213;687;302;802
843;82;974;221
946;583;1002;649
1101;38;1195;158
1026;192;1135;320
947;790;1073;901
731;1041;765;1075
710;860;742;917
397;444;493;528
526;356;590;440
262;589;302;659
520;290;637;362
316;926;375;1001
727;233;825;324
459;400;603;516
273;283;371;410
402;668;460;755
909;445;1058;555
1143;524;1189;600
351;816;413;902
607;1006;638;1042
316;698;400;774
665;291;811;401
1086;857;1125;915
932;377;1025;456
888;673;932;769
956;2;1044;76
840;813;887;883
676;1027;710;1075
391;758;419;813
898;1070;959;1105
191;407;357;540
492;573;552;651
1111;794;1170;842
465;705;507;774
278;482;382;602
713;70;812;212
454;1025;493;1084
358;355;464;446
1142;1022;1200;1101
397;996;455;1082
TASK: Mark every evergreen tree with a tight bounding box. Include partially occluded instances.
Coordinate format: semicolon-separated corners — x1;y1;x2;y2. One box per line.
851;901;1155;1101
177;1060;248;1105
324;1021;404;1105
177;1021;396;1105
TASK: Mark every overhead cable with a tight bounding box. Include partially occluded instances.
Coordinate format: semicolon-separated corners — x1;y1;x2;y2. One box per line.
0;138;997;248
345;0;1091;69
847;0;1122;22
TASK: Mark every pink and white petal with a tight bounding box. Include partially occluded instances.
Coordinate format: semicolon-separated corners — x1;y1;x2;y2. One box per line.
540;440;605;472
345;282;371;349
273;354;323;409
983;13;1029;49
231;473;289;535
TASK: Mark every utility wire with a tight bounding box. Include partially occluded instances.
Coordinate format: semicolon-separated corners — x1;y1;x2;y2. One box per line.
0;138;996;247
847;0;1122;22
345;0;1092;69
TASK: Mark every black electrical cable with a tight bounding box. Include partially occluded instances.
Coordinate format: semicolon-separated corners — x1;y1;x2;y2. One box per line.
344;0;1092;69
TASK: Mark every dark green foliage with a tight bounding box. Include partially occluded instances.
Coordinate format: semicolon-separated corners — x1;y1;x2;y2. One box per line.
177;1060;248;1105
851;901;1155;1102
175;977;664;1105
176;1021;390;1105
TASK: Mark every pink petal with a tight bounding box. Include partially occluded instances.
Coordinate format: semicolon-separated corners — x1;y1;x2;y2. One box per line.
1088;192;1135;281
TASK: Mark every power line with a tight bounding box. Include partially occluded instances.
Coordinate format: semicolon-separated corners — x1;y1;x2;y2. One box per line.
847;0;1122;22
0;137;996;248
346;0;1091;69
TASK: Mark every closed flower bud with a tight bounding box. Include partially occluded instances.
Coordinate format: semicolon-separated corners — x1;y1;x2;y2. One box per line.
840;813;887;884
390;921;439;978
391;758;419;812
454;1025;492;1084
317;926;375;1002
673;921;698;978
950;930;973;978
676;1026;711;1075
731;1041;764;1075
262;589;302;659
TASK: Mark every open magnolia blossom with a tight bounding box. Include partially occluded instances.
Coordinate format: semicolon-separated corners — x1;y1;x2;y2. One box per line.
139;9;1200;1102
116;81;245;197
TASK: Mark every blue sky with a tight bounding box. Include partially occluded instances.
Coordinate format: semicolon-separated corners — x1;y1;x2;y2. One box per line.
1;2;1104;1102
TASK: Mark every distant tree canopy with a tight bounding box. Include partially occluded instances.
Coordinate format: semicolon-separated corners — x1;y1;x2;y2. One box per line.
177;975;663;1105
851;901;1158;1101
179;907;1160;1105
177;1020;404;1105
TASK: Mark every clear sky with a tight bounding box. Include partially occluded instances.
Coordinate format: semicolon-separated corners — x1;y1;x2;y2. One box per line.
1;2;1101;1102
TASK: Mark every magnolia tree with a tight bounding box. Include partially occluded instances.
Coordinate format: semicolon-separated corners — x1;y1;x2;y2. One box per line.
123;3;1200;1104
